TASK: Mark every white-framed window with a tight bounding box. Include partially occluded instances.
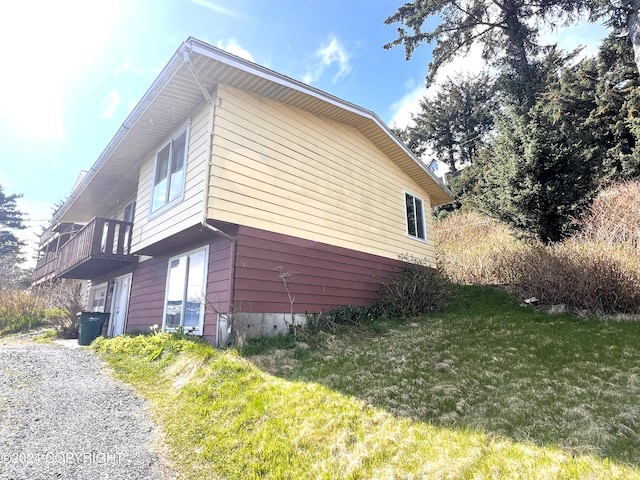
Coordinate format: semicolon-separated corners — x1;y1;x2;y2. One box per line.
89;283;108;313
121;200;136;253
405;192;426;241
162;246;209;335
123;200;136;223
151;129;188;213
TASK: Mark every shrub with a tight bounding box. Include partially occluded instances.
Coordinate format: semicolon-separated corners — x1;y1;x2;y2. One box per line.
434;183;640;315
502;182;640;314
507;241;640;314
578;180;640;248
434;211;526;285
31;280;85;338
0;290;46;335
377;255;452;318
306;303;391;334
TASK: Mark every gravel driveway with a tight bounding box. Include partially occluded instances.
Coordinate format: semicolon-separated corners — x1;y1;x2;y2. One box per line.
0;341;174;480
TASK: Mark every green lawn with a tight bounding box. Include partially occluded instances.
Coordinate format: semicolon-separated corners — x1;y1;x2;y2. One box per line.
94;285;640;479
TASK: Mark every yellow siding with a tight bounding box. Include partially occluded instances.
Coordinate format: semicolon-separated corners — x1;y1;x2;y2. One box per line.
130;103;211;252
209;84;436;264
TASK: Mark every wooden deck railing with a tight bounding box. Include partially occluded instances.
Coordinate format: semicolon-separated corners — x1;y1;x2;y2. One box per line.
32;252;59;284
32;218;136;282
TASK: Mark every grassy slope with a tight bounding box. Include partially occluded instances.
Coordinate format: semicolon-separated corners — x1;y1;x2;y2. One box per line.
94;286;640;479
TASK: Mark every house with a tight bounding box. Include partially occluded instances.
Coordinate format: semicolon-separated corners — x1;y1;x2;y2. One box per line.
32;38;454;346
428;158;471;185
428;159;450;184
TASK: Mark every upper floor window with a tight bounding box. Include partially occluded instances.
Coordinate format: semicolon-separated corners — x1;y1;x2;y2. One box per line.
123;201;136;223
405;192;426;241
151;130;188;213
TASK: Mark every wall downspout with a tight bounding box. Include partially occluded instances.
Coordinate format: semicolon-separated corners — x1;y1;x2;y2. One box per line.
183;50;237;347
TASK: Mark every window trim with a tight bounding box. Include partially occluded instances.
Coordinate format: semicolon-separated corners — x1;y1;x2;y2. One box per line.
161;245;209;336
149;124;190;217
122;200;136;223
404;191;427;242
88;282;108;313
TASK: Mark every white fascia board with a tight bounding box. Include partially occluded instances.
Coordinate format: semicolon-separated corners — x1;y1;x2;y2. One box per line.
186;38;365;118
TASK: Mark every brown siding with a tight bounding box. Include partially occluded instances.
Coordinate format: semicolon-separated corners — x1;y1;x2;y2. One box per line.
126;257;167;332
103;222;402;343
233;226;401;314
203;235;233;343
126;233;232;345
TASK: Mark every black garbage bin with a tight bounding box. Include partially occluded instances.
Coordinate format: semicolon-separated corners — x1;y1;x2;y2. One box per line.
78;312;110;346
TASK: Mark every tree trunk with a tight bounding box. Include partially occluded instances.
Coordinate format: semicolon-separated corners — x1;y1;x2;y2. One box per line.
501;0;537;111
629;0;640;76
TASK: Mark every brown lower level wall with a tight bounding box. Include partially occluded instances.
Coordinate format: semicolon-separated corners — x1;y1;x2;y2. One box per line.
101;223;404;345
232;225;402;314
125;231;232;345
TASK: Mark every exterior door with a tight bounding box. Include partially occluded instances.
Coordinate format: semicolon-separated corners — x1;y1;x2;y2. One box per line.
109;273;132;337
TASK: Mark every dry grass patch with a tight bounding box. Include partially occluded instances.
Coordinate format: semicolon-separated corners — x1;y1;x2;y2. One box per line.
579;180;640;248
434;182;640;314
434;211;526;285
506;240;640;313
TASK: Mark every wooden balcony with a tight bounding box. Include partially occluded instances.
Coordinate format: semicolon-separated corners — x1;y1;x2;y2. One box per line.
32;252;59;285
33;218;138;283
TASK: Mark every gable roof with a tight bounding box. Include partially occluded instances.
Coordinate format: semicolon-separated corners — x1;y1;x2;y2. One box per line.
53;37;453;223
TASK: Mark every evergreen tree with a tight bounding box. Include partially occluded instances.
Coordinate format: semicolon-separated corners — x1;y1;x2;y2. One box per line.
0;185;25;258
584;0;640;76
0;185;27;288
477;60;599;242
384;0;585;110
385;2;640;240
589;33;640;182
406;73;497;173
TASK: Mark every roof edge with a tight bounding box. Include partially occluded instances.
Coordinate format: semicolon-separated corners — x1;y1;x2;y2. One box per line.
52;41;193;223
185;38;453;203
53;37;453;223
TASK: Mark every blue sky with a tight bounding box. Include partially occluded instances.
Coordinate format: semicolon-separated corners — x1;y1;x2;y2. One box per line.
0;0;607;262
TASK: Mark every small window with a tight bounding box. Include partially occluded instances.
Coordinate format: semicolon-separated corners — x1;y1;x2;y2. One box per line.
89;283;108;313
122;201;136;252
162;246;208;335
123;201;136;223
405;192;426;241
151;130;187;212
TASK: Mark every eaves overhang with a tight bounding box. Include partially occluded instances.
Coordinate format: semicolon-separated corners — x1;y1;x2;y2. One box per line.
53;38;453;223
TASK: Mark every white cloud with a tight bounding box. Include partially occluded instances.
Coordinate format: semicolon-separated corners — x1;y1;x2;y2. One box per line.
216;39;255;62
114;60;132;76
388;84;426;130
0;0;120;143
303;34;352;85
189;0;246;20
102;91;121;119
100;90;121;119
